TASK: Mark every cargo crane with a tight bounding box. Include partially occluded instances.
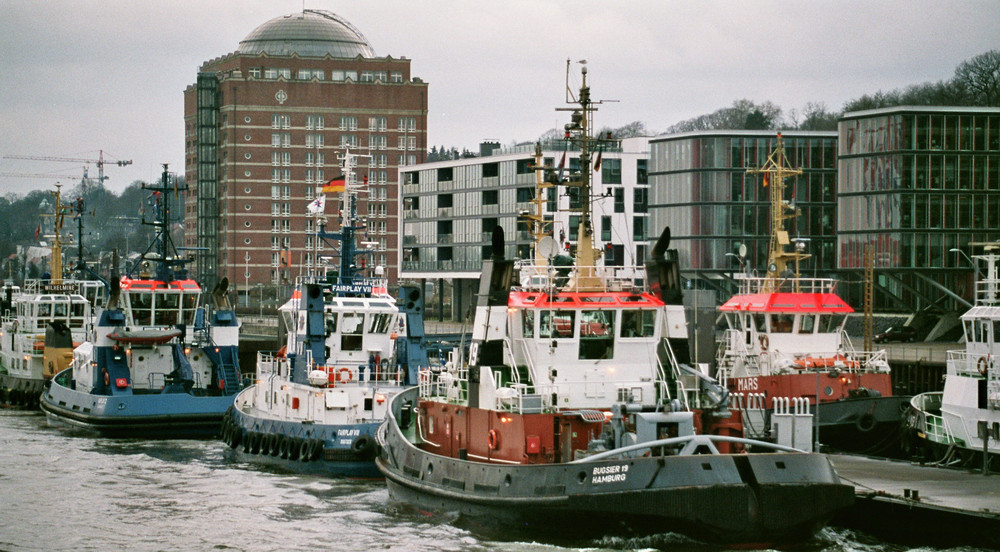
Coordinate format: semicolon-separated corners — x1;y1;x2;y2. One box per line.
2;150;132;277
2;150;132;188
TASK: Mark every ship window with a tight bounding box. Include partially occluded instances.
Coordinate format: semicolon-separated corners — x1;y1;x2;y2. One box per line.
753;314;766;333
621;310;655;338
341;312;364;351
579;310;615;360
964;320;973;342
539;310;575;339
325;314;337;335
181;294;198;325
155;293;180;326
521;309;534;338
368;312;392;334
818;314;846;333
798;314;816;334
131;293;153;326
769;314;793;333
37;303;51;318
53;302;68;318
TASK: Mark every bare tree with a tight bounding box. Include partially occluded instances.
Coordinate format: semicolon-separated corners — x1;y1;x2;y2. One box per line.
953;49;1000;106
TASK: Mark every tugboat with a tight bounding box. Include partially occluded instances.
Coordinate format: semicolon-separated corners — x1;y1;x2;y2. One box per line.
40;166;244;437
906;240;1000;468
1;185;94;408
220;151;429;477
376;65;853;546
715;134;909;455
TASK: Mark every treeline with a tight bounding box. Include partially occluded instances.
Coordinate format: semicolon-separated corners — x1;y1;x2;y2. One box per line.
0;178;182;278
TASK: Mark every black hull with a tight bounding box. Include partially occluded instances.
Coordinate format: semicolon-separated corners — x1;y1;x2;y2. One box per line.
377;389;854;546
0;373;43;409
40;399;225;439
813;395;911;457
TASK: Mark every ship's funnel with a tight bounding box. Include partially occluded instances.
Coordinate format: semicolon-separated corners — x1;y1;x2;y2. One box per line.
645;226;682;305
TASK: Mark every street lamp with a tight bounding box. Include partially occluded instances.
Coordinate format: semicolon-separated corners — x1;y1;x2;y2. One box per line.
949;248;983;277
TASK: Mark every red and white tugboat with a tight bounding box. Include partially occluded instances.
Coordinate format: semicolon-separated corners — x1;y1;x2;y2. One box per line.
376;65;853;546
716;134;909;455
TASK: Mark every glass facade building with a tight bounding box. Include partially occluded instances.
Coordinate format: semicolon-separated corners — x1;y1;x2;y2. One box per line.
649;131;838;292
838;106;1000;311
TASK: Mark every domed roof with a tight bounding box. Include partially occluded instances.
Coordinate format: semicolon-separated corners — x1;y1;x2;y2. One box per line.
237;10;375;58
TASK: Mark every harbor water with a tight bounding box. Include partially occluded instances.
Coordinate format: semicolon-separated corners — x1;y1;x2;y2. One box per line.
0;410;991;552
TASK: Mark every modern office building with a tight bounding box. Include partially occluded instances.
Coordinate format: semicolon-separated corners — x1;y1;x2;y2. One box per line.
648;131;839;295
837;106;1000;312
399;138;650;319
183;10;428;292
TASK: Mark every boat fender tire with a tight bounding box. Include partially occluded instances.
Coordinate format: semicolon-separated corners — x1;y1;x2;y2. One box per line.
759;335;769;351
488;429;501;450
299;439;313;462
243;432;252;453
856;413;876;433
288;438;301;461
978;356;989;376
267;433;280;456
220;421;230;443
250;432;262;455
310;439;324;461
351;434;375;457
278;435;290;459
229;427;242;449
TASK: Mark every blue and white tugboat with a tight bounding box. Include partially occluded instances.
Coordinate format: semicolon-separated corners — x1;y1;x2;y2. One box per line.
220;151;429;477
40;166;244;438
376;65;853;546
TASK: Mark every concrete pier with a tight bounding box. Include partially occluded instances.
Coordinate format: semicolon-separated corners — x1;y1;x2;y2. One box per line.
830;454;1000;549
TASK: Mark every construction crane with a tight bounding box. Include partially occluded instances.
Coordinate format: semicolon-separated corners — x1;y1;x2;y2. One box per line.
3;150;132;188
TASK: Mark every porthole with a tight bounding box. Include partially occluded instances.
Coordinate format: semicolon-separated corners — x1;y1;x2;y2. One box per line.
244;221;251;227
244;238;251;245
244;134;251;141
824;386;834;396
244;187;251;194
244;153;251;159
244;170;251;177
244;204;251;210
244;116;251;123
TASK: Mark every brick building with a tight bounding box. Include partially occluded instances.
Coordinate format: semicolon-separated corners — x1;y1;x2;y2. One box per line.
183;10;428;294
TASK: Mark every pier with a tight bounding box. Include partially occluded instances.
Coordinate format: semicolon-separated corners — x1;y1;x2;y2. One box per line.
830;454;1000;549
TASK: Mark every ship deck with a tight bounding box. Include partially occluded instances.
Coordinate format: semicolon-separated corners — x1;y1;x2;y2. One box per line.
829;453;1000;548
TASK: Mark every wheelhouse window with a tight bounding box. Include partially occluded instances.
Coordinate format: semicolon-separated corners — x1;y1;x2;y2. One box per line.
325;313;338;335
341;312;364;351
539;310;575;339
799;314;816;334
769;314;793;333
621;309;655;338
818;314;846;333
521;309;534;338
154;293;180;326
579;310;615;360
368;313;393;334
131;292;153;326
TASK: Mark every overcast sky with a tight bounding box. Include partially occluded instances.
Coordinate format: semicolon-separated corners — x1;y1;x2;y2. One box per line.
1;0;998;196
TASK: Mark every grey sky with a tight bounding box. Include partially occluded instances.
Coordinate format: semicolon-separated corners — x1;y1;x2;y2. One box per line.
1;0;998;195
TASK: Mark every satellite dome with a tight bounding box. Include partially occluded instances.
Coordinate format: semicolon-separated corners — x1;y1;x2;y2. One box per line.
237;10;375;58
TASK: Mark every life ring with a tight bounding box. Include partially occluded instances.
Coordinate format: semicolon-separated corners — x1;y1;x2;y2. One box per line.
759;335;769;351
978;356;989;377
488;429;501;450
338;368;353;384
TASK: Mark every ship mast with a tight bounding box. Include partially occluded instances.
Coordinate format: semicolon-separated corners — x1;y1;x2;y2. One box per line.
44;184;70;284
523;143;555;266
559;61;613;291
748;133;807;291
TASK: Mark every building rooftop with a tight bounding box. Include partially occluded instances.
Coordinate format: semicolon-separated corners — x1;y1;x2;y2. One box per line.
237;10;375;58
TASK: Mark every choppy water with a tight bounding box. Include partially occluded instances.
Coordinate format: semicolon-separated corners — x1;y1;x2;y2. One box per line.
0;410;991;552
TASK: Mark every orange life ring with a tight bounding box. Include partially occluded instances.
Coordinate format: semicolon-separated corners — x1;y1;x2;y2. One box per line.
487;429;500;450
978;356;989;377
338;367;353;383
759;335;769;351
276;345;287;358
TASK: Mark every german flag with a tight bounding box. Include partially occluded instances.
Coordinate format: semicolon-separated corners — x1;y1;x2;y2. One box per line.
322;174;346;193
